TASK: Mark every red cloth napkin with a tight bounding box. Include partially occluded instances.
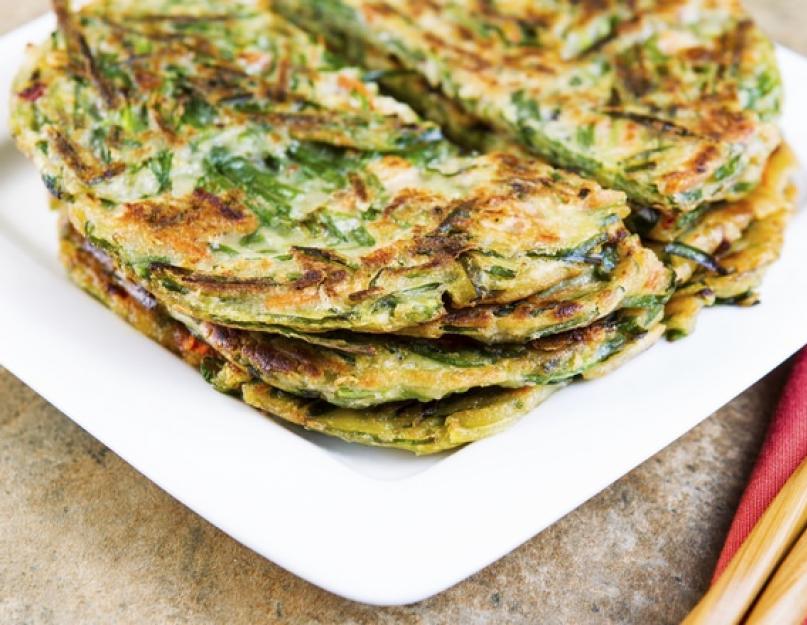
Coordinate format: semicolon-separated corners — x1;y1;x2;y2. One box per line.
711;347;807;598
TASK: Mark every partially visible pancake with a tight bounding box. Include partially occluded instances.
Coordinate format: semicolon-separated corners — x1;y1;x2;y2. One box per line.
662;146;798;339
276;0;782;211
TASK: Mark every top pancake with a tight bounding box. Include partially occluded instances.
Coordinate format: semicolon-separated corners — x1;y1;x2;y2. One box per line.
10;0;636;333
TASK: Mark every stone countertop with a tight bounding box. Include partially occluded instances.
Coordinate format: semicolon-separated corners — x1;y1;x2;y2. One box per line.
1;2;804;623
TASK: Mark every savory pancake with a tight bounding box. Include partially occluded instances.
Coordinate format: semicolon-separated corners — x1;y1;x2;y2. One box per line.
61;219;659;407
664;207;793;339
276;0;782;211
11;0;640;334
662;146;798;339
60;217;664;452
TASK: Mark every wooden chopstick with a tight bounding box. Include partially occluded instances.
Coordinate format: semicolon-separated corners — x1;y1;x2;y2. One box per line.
681;456;807;625
745;525;807;624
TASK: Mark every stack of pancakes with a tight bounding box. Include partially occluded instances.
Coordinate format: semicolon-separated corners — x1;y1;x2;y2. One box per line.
9;0;796;453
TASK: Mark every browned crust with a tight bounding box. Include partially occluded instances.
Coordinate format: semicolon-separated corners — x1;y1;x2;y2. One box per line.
120;190;259;261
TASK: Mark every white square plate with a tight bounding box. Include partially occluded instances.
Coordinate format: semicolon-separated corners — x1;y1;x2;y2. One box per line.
2;14;806;606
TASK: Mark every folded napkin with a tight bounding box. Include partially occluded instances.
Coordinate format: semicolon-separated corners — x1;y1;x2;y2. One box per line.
711;347;807;604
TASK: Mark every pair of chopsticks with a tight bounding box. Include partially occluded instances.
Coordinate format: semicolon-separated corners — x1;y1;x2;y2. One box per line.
682;456;807;624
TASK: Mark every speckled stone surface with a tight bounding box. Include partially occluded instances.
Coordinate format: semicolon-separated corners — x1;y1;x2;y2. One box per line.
1;2;804;623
